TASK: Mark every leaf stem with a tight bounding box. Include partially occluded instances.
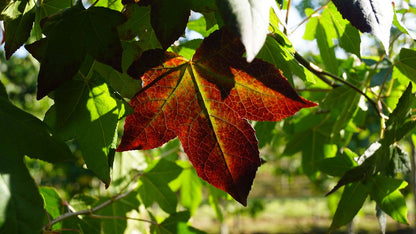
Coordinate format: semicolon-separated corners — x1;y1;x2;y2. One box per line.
293;52;383;119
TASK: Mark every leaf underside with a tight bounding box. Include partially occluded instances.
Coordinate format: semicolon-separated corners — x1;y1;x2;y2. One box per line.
117;28;316;205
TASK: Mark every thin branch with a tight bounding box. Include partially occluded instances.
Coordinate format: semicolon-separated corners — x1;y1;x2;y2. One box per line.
293;51;383;119
284;0;292;35
91;0;100;7
89;214;158;225
290;5;327;34
43;182;139;231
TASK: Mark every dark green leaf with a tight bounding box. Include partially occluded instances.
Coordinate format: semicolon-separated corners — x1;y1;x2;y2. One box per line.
329;182;367;231
317;149;358;177
117;4;161;50
254;121;277;148
33;0;72;39
28;1;126;99
0;154;46;233
0;92;74;163
2;0;35;58
367;176;409;224
140;0;190;49
44;60;124;185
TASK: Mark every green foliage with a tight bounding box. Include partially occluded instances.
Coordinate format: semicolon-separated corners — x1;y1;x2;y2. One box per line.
1;0;416;233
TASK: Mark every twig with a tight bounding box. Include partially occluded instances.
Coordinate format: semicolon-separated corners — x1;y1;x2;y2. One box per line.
89;214;158;225
42;179;141;231
291;5;327;34
91;0;100;7
284;0;292;35
293;51;383;119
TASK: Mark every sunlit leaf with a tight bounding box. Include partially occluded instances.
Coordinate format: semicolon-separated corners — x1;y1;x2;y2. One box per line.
367;176;409;224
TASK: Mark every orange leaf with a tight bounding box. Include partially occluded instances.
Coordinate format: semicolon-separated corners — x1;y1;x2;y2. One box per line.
117;28;316;205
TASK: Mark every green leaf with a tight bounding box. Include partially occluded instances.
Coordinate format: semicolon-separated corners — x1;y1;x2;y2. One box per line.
316;21;338;74
44;59;124;185
171;161;203;215
392;4;416;40
94;61;142;99
33;0;72;39
117;4;161;50
367;176;409;224
39;187;64;230
94;0;124;11
27;1;126;99
152;211;205;234
396;48;416;83
215;0;278;61
187;16;218;38
284;115;336;179
257;35;316;84
317;149;358;177
329;182;367;231
140;0;190;49
325;3;361;57
254;121;277;148
138;159;182;214
0;154;46;233
0;88;73;163
1;0;35;58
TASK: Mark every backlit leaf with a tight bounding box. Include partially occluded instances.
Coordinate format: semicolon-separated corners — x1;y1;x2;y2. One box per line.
118;28;316;205
39;187;64;230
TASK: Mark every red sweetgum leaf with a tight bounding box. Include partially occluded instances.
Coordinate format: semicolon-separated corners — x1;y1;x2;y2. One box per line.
117;28;316;205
